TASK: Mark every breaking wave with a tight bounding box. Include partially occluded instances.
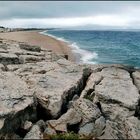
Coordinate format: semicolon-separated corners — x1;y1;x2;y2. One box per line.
40;30;98;64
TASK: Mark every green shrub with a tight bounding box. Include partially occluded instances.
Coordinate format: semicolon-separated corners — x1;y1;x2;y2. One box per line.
45;132;79;140
84;94;93;101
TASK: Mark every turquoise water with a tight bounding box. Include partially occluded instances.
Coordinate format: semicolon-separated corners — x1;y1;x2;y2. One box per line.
42;30;140;68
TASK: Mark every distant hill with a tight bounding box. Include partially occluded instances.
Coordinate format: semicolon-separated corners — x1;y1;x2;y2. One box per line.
0;26;5;29
0;26;59;33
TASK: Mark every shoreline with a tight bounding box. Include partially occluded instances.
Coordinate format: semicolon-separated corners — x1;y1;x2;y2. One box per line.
1;30;139;68
40;31;82;63
0;37;140;139
0;30;76;62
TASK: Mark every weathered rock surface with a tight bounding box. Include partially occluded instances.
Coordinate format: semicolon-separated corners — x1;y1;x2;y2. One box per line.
0;71;36;138
0;38;139;139
19;43;41;52
124;116;140;139
100;103;132;121
80;72;103;98
94;116;106;137
133;71;140;91
0;72;34;116
46;98;103;138
23;121;33;131
47;108;81;132
44;124;56;135
95;67;139;110
73;98;101;124
0;53;20;65
78;122;95;138
97;120;122;139
24;125;43;139
19;55;45;63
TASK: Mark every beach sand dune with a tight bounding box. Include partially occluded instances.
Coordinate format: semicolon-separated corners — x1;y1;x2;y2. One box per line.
0;31;75;61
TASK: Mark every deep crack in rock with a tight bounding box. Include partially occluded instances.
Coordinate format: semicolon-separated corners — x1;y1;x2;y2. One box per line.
61;67;92;115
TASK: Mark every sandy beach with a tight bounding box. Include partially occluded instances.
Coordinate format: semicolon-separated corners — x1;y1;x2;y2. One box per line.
0;31;75;61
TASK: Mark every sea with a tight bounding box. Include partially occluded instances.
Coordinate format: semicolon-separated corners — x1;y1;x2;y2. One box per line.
41;29;140;68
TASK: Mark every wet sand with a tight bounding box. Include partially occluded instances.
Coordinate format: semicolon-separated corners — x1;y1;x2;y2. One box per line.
0;31;75;61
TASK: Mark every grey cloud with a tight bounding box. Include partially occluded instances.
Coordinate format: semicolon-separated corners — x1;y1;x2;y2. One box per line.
0;1;140;19
1;1;140;29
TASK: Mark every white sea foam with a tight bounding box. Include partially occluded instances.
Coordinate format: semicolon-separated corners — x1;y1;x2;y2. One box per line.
70;42;98;64
40;31;98;64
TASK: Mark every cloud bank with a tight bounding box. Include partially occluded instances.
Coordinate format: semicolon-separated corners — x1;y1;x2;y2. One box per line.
0;1;140;29
0;15;132;28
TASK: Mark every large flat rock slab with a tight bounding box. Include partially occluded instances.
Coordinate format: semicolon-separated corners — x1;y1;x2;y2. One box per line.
0;72;34;117
0;71;35;136
12;57;91;118
31;60;89;118
95;67;139;110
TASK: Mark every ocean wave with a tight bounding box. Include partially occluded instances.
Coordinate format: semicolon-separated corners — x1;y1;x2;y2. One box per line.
40;31;69;43
40;31;98;64
70;42;98;64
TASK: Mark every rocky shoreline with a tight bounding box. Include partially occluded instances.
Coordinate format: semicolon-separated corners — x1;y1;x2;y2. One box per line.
0;38;140;139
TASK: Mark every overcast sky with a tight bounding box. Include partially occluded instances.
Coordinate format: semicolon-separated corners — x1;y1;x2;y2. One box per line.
1;1;140;29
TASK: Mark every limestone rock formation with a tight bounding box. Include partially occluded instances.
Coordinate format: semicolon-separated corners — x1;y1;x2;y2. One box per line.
133;71;140;91
24;125;43;139
0;38;139;139
95;67;139;110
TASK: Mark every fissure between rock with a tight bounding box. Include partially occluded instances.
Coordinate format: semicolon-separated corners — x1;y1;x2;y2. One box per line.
0;68;93;138
67;122;81;133
134;99;140;119
36;102;53;121
128;69;140;119
129;71;136;85
61;68;92;116
0;104;37;138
